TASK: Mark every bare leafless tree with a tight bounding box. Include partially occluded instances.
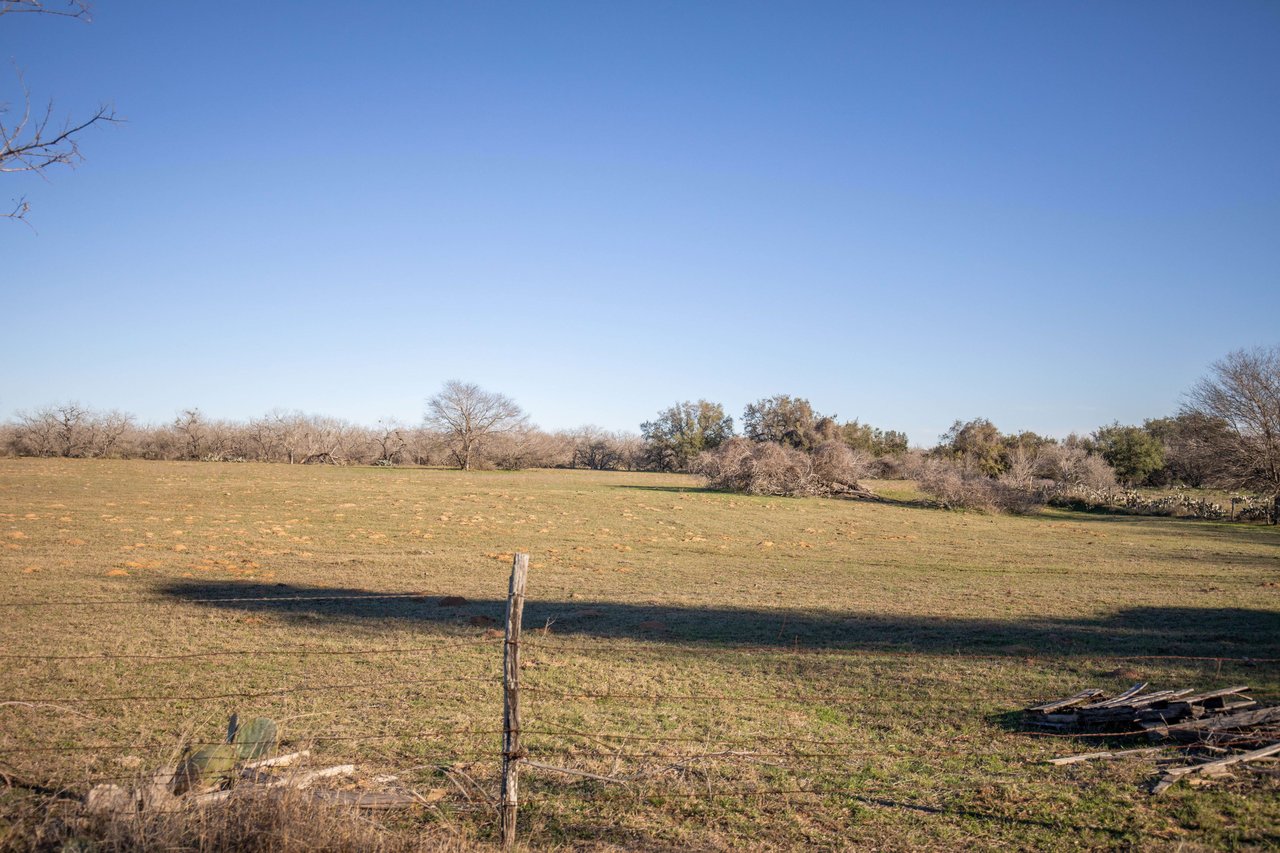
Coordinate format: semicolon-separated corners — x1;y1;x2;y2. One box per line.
568;425;628;470
246;415;282;462
6;403;128;458
424;381;528;470
172;409;208;460
372;418;410;465
484;427;571;470
298;415;359;465
1034;442;1115;489
2;0;118;222
0;1;89;17
1184;345;1280;523
999;445;1039;490
264;410;308;464
51;400;91;457
90;408;134;457
12;405;59;455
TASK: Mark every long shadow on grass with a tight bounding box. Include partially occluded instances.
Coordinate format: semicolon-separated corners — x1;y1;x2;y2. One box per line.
607;484;707;494
156;580;1280;659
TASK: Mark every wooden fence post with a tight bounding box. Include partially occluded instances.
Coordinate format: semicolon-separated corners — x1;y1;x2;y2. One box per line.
501;552;529;850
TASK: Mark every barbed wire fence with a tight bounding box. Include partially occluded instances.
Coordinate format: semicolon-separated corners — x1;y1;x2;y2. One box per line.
0;583;512;831
3;554;1277;848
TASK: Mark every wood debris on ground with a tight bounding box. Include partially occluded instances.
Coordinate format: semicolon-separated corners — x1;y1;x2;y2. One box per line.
1025;683;1280;795
83;713;450;815
87;751;444;813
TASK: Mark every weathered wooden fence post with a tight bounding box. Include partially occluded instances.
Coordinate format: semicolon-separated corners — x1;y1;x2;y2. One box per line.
501;552;529;850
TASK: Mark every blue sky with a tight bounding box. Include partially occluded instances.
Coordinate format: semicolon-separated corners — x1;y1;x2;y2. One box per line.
3;2;1277;446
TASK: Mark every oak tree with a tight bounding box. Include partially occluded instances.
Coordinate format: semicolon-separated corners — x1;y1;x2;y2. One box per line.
425;381;528;471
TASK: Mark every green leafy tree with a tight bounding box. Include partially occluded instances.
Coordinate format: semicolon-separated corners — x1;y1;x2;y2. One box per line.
1143;414;1232;487
936;418;1006;476
839;419;908;456
1091;423;1165;486
1002;430;1054;456
640;400;733;472
742;394;837;451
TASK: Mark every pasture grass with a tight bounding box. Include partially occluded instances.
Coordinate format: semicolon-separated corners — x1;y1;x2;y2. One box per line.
1;459;1278;850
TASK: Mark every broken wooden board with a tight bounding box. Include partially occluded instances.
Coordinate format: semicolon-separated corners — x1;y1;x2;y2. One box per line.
1046;746;1166;766
1150;741;1280;795
1151;706;1280;742
1027;689;1105;713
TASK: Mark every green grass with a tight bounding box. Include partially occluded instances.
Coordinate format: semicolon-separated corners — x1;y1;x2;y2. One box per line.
1;459;1278;850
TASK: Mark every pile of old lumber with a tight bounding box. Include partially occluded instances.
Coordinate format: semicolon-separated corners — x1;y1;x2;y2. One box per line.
1024;683;1261;733
1026;683;1280;795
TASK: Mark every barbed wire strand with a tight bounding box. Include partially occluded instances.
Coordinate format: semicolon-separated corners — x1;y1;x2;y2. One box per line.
522;685;871;703
0;675;500;705
0;592;447;608
0;639;500;662
0;729;509;755
523;641;1280;664
521;725;981;748
4;755;503;791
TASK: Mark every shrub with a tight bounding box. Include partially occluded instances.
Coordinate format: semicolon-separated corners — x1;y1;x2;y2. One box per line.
481;428;572;470
695;439;873;498
810;441;873;489
917;457;1046;515
1033;443;1117;490
876;448;928;480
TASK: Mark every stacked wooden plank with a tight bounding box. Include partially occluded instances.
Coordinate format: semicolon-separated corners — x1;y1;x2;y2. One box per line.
1026;684;1280;795
1024;683;1257;732
1149;703;1280;747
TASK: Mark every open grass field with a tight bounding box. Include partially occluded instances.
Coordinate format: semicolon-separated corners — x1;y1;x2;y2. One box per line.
1;458;1278;850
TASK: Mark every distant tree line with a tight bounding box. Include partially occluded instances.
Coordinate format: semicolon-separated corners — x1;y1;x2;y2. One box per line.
912;347;1280;521
0;400;645;472
2;346;1277;521
0;388;905;477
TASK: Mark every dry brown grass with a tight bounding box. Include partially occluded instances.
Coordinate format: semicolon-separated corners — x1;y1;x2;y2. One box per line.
1;459;1278;850
4;788;473;852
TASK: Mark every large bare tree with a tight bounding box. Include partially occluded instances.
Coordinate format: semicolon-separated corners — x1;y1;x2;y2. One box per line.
1;0;118;221
1184;345;1280;523
424;381;528;470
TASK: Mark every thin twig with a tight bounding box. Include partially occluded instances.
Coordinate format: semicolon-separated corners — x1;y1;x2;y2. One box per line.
0;700;94;719
524;760;631;786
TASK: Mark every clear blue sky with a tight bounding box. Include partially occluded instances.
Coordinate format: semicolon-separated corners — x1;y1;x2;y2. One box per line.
3;2;1277;446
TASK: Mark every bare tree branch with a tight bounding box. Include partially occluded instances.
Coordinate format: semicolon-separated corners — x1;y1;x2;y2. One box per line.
2;1;118;222
0;1;90;20
1183;345;1280;522
424;381;529;470
1;70;119;175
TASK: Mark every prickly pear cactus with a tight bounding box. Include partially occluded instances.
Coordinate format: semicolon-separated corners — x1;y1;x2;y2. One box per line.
172;744;238;795
232;716;278;760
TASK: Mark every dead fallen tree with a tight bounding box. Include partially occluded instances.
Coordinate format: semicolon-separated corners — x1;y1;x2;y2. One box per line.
694;438;877;498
